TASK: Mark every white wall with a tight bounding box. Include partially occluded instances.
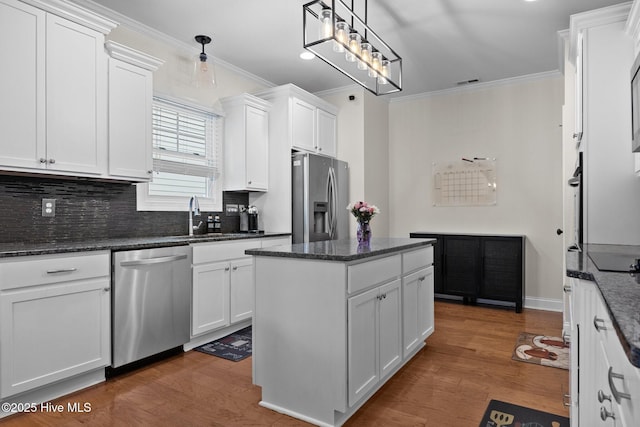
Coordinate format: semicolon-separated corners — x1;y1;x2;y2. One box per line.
106;26;270;109
388;74;565;304
321;88;390;237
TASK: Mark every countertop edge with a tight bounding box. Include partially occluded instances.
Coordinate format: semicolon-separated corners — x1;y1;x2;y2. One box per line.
246;238;435;262
566;245;640;368
0;233;292;258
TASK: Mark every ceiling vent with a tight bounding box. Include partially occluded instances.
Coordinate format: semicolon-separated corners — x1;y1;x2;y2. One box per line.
456;78;480;86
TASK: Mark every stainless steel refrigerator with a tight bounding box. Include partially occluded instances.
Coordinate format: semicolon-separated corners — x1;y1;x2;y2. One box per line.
292;152;349;244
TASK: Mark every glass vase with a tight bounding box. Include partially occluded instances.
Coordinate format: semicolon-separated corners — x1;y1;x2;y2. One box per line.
356;221;371;245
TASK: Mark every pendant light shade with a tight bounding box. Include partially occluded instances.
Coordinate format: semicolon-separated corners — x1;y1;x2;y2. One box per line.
303;0;402;96
193;35;216;88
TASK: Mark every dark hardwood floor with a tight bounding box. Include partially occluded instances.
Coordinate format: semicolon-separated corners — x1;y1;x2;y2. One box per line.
0;301;569;426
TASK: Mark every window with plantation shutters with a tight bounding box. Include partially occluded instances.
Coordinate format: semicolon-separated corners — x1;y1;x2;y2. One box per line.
136;97;223;212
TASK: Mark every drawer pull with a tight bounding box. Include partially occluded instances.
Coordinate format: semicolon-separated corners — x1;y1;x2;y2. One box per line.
608;367;632;403
597;389;611;403
593;316;607;332
600;406;615;421
46;268;77;274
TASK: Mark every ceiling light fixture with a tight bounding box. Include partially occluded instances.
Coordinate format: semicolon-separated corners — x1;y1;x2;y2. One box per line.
193;34;216;88
300;51;316;60
303;0;402;96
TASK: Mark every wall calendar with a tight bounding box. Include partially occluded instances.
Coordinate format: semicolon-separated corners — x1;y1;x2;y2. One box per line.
432;158;497;206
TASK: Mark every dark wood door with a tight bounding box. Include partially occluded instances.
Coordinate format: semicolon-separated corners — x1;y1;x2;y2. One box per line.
442;236;479;296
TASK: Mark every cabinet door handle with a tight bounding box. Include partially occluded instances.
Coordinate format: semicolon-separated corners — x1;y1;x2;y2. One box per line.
593;316;607;332
248;181;252;185
48;158;55;164
600;406;615;421
418;276;426;282
39;158;47;164
563;284;571;293
225;267;230;271
46;268;77;274
597;389;611;403
233;266;238;271
103;287;110;292
608;367;631;402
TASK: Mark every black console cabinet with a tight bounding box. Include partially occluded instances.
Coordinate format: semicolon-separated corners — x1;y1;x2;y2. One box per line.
410;232;525;312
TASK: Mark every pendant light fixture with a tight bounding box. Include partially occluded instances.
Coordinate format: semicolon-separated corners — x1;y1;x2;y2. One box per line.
303;0;402;96
193;35;216;88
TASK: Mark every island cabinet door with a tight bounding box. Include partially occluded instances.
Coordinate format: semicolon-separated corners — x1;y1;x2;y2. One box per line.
348;286;379;407
403;266;435;358
347;278;402;408
378;279;402;380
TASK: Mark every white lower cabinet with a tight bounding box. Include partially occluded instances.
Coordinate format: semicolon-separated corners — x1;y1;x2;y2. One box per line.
191;238;283;337
402;266;435;357
572;278;640;427
348;279;401;407
229;258;253;323
0;251;111;399
192;261;230;335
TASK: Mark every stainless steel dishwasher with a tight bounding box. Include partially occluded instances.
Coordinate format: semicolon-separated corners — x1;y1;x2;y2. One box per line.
111;245;191;368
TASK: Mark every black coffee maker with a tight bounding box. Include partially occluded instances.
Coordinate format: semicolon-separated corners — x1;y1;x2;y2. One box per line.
241;205;259;233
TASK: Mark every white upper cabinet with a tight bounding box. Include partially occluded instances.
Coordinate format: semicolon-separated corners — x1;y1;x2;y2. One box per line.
0;0;45;170
256;84;339;158
0;0;116;178
221;93;272;191
316;107;337;158
106;41;162;182
291;97;316;153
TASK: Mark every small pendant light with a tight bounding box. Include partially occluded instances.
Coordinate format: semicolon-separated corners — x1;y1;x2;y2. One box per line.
193;35;216;88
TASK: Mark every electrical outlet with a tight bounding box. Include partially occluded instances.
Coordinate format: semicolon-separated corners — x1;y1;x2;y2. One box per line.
42;198;56;217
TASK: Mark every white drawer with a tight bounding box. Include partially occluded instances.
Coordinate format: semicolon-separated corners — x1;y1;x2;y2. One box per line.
260;237;291;248
0;251;110;291
402;246;434;274
348;255;401;294
192;240;261;264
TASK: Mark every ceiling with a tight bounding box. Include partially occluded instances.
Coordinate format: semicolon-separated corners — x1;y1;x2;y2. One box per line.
76;0;626;98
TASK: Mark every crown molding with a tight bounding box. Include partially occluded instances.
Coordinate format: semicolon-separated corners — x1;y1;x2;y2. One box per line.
22;0;117;34
569;2;632;63
105;41;163;71
626;0;640;52
390;70;562;104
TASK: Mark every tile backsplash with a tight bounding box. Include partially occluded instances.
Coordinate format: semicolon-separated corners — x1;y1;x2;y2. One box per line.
0;175;248;244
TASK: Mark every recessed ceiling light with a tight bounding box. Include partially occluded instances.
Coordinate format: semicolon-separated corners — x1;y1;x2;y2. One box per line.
300;51;315;60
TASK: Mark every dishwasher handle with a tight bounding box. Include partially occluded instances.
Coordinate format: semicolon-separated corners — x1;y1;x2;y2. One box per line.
119;254;188;267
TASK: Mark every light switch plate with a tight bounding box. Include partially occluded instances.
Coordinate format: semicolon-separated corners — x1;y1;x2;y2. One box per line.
42;198;56;217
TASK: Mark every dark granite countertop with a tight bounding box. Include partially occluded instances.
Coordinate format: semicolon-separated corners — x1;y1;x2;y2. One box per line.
0;232;291;258
245;237;435;262
566;244;640;368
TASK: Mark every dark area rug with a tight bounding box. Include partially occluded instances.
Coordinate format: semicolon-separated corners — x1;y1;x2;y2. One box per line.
479;400;570;427
511;332;569;370
194;326;252;361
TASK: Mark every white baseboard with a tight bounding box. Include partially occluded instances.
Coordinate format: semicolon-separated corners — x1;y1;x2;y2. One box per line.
524;296;564;312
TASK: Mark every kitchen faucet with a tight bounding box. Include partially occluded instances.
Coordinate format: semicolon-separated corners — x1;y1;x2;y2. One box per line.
188;195;201;236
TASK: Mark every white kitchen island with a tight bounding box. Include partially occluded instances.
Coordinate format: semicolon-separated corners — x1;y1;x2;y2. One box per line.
246;237;435;427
